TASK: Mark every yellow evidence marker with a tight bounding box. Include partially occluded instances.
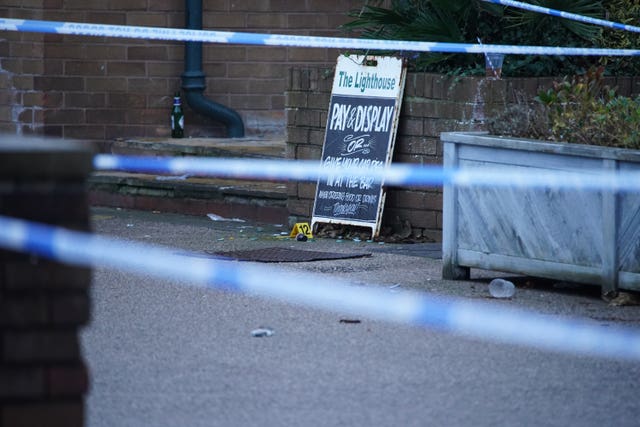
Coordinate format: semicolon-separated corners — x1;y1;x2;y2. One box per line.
289;222;313;239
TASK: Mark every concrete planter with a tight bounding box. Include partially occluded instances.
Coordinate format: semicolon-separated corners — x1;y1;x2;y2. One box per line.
441;132;640;295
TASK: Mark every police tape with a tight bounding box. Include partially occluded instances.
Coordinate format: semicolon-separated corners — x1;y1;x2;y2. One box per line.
2;17;640;57
483;0;640;34
94;154;640;192
0;213;639;360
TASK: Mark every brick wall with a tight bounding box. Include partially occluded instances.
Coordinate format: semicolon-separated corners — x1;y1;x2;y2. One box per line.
0;1;45;135
0;137;93;427
0;0;363;142
285;68;640;241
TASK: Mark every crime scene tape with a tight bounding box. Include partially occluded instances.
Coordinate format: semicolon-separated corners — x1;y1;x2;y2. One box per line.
483;0;640;34
2;17;640;57
94;154;640;192
0;213;639;361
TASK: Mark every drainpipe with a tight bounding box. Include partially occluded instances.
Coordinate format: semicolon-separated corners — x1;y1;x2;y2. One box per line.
182;0;245;137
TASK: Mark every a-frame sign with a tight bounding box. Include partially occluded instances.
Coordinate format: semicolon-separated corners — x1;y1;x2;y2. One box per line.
312;55;406;237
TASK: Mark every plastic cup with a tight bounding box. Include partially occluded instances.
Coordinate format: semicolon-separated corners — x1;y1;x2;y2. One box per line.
488;278;515;298
485;53;505;78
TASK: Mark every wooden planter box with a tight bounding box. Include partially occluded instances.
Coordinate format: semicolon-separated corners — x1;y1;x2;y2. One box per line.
441;132;640;295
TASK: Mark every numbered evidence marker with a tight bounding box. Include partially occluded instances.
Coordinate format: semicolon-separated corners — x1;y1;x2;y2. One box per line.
289;222;313;239
311;55;406;238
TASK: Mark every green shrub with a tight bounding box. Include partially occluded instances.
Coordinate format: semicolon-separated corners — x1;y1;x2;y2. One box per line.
485;103;550;140
488;67;640;148
597;0;640;75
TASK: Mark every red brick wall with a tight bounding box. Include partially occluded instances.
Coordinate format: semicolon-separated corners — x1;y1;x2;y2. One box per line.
0;1;44;135
0;1;364;141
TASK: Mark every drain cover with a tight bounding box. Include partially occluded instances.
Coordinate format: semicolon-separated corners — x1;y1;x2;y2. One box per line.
206;247;371;263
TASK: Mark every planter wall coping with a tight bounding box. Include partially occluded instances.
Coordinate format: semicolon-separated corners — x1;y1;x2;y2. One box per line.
441;132;640;163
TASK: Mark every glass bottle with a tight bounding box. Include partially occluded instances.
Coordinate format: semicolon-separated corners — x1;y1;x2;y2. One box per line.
171;92;184;138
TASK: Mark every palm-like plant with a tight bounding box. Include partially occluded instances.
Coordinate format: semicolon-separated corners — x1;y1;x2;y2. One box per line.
342;0;504;72
341;0;606;76
503;0;603;42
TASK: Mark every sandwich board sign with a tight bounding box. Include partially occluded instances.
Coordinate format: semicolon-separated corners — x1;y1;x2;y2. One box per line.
311;54;406;237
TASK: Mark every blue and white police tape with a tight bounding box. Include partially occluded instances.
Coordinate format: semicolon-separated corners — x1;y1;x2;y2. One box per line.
483;0;640;34
2;17;640;57
94;154;640;192
1;213;639;360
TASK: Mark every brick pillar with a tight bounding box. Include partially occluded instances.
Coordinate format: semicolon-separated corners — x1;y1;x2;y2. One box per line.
0;136;93;427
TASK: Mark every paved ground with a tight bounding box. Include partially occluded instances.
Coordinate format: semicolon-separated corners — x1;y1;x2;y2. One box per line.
83;207;640;427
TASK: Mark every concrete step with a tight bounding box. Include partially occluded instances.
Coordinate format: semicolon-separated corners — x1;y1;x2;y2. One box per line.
89;137;290;224
108;137;286;158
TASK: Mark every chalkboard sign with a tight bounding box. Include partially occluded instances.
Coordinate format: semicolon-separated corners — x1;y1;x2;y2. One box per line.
312;55;406;237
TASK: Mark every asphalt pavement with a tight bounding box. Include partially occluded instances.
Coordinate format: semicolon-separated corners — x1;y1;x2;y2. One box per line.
82;207;640;427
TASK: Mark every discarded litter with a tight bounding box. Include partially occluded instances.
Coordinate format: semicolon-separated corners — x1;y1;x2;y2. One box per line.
251;328;275;337
207;213;245;223
389;284;401;293
126;224;134;228
91;214;113;221
155;174;190;181
489;278;516;299
339;319;361;324
607;292;640;307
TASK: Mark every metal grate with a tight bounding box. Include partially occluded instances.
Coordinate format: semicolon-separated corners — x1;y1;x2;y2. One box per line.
206;247;371;263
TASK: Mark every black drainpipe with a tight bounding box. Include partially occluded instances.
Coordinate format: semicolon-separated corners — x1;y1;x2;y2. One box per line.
182;0;245;137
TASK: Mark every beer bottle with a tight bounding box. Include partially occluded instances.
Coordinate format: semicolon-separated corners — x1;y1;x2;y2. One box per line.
171;92;184;138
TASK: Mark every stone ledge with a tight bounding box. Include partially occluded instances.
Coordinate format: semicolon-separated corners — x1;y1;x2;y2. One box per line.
108;137;286;159
89;172;288;201
88;172;289;223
